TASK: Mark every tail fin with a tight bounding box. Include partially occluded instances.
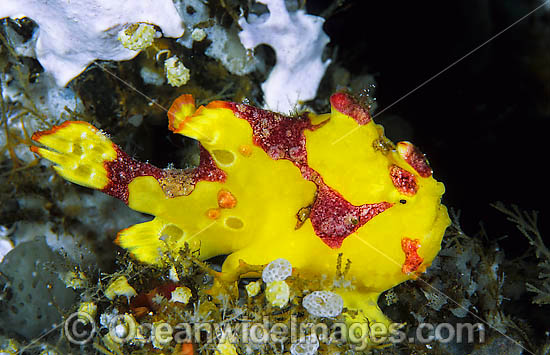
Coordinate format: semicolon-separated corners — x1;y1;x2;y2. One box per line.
31;121;165;207
31;121;117;190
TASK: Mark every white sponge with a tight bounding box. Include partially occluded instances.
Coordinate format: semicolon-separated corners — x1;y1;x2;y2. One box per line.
238;0;331;113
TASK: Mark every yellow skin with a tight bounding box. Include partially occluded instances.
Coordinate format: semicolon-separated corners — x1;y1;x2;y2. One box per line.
31;93;450;332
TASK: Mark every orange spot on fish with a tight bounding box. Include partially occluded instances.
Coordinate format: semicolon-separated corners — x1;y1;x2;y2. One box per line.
401;237;423;274
206;208;221;219
238;144;252;157
218;189;237;209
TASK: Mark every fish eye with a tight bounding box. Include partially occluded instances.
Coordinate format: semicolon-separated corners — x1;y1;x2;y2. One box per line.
399;199;407;204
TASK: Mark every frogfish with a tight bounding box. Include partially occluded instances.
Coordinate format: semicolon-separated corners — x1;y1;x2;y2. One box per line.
31;92;450;331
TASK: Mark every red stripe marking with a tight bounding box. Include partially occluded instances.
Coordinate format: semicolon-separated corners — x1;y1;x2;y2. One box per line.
102;144;166;204
225;98;392;248
310;184;393;248
229;102;313;167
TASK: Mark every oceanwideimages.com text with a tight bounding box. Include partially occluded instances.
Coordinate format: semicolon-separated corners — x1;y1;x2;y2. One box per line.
65;311;485;351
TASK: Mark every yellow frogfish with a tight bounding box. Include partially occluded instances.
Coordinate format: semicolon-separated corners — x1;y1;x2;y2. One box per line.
31;92;450;331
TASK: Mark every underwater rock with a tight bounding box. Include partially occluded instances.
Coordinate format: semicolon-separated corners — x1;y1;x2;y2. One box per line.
174;0;260;76
0;238;77;339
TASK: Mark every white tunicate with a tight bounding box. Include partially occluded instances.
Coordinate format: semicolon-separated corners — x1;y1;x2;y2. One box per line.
302;291;343;318
114;323;128;338
170;286;192;305
262;258;292;283
265;280;290;308
164;57;190;87
245;281;261;297
191;28;207;42
118;23;157;51
290;334;319;355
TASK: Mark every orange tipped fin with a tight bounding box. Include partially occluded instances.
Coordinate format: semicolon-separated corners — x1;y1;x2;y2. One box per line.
168;94;196;132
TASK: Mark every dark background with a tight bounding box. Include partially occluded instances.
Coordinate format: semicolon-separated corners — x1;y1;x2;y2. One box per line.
309;0;548;249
